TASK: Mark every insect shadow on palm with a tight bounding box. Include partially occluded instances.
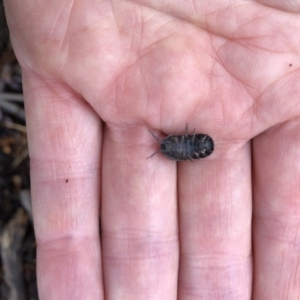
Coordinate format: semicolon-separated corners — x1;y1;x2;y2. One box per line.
147;124;214;162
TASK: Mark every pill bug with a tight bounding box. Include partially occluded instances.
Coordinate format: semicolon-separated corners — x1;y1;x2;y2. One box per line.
147;125;214;161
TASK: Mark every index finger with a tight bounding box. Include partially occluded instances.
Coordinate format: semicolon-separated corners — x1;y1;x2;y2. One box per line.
24;74;104;299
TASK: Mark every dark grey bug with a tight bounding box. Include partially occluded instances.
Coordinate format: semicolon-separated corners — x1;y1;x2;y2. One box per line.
147;125;214;161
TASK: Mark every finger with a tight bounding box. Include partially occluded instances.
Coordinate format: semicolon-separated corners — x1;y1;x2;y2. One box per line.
101;125;179;299
24;74;104;299
177;141;252;298
252;120;300;299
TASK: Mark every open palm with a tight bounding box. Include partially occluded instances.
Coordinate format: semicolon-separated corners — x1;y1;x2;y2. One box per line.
5;0;300;299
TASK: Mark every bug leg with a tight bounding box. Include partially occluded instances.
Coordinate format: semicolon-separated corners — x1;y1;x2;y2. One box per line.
185;123;188;136
146;151;160;159
192;128;196;142
189;158;194;162
149;130;160;142
201;135;208;142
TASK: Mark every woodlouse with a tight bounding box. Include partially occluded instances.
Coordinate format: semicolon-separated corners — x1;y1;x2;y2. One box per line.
147;125;214;161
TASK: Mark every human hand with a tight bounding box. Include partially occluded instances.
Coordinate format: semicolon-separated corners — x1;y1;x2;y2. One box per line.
4;1;300;299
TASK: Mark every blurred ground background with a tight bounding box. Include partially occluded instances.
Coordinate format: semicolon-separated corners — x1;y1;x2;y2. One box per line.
0;1;38;299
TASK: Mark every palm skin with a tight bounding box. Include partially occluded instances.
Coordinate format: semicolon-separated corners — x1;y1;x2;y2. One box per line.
4;0;300;299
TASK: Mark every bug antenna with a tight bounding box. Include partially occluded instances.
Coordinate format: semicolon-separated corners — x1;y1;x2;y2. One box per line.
149;130;160;142
146;151;160;159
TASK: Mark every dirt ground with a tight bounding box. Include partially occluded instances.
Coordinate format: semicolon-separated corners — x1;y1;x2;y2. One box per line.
0;1;38;299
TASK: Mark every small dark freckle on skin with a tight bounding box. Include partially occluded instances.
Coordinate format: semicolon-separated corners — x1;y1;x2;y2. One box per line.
65;179;69;183
289;63;292;67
